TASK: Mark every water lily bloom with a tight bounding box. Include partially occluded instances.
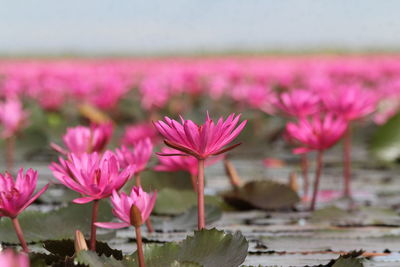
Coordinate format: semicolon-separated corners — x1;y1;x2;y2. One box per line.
0;168;49;218
286;114;348;211
0;97;28;138
50;151;134;204
50;151;134;251
116;138;153;173
154;113;247;160
0;168;49;253
51;123;113;155
95;187;157;229
0;250;29;267
273;89;321;118
286;114;348;154
321;85;378;198
321;85;378;121
154;113;246;230
122;122;159;145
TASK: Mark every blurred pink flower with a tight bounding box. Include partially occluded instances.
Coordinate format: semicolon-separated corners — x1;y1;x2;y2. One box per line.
0;97;28;138
273;89;321;117
52;123;113;155
154;147;222;176
122;122;159;145
95;187;156;229
286;114;348;154
0;250;29;267
321;85;378;121
49;151;134;204
154;113;247;160
116;138;153;173
0;168;49;218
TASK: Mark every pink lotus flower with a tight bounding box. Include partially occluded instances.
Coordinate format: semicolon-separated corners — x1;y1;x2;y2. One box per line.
49;151;134;204
116;138;153;173
0;250;29;267
154;113;247;160
273;89;321;118
0;97;28;138
95;187;157;229
52;123;113;155
122;122;159;146
0;168;49;218
286;114;348;154
154;147;221;176
321;85;378;121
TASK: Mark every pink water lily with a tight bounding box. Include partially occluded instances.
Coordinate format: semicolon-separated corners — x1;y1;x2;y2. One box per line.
51;123;113;155
0;168;49;218
0;168;49;253
286;114;348;211
122;122;159;145
154;113;246;230
0;250;29;267
116;138;153;173
273;89;321;118
286;114;348;154
50;151;134;204
154;113;247;160
0;97;28;139
95;187;157;229
50;151;134;251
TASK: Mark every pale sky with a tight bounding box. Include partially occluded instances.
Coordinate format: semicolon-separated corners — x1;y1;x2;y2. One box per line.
1;0;399;55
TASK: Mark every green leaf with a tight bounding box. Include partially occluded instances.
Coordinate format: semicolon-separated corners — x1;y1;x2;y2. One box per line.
76;251;127;267
43;239;123;260
331;251;364;267
370;112;400;162
222;180;300;210
169;261;203;267
310;206;349;224
177;228;248;267
153;205;222;231
124;171;193;192
0;201;113;243
130;228;248;267
153;188;223;215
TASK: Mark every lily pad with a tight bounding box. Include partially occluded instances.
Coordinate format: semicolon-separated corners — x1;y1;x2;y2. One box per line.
130;228;248;267
153;188;223;215
310;206;400;226
76;251;126;267
222;180;300;210
153;205;222;232
0;201;113;243
370;112;400;162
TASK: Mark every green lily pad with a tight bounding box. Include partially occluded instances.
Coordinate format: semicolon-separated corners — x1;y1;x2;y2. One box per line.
153;188;223;215
76;251;126;267
370;112;400;162
130;228;248;267
222;180;300;210
0;201;113;243
153;205;222;231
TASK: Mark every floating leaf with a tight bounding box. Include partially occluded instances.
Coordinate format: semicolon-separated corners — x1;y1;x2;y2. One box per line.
177;228;248;267
310;206;349;224
131;228;248;267
43;239;123;260
153;205;222;232
170;261;203;267
0;201;113;243
76;251;126;267
222;180;300;210
370;112;400;162
123;171;193;193
153;188;222;215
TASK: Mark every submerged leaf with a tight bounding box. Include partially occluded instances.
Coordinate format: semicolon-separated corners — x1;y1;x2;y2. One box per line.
0;201;113;243
153;188;223;215
153;205;222;232
222;180;300;210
